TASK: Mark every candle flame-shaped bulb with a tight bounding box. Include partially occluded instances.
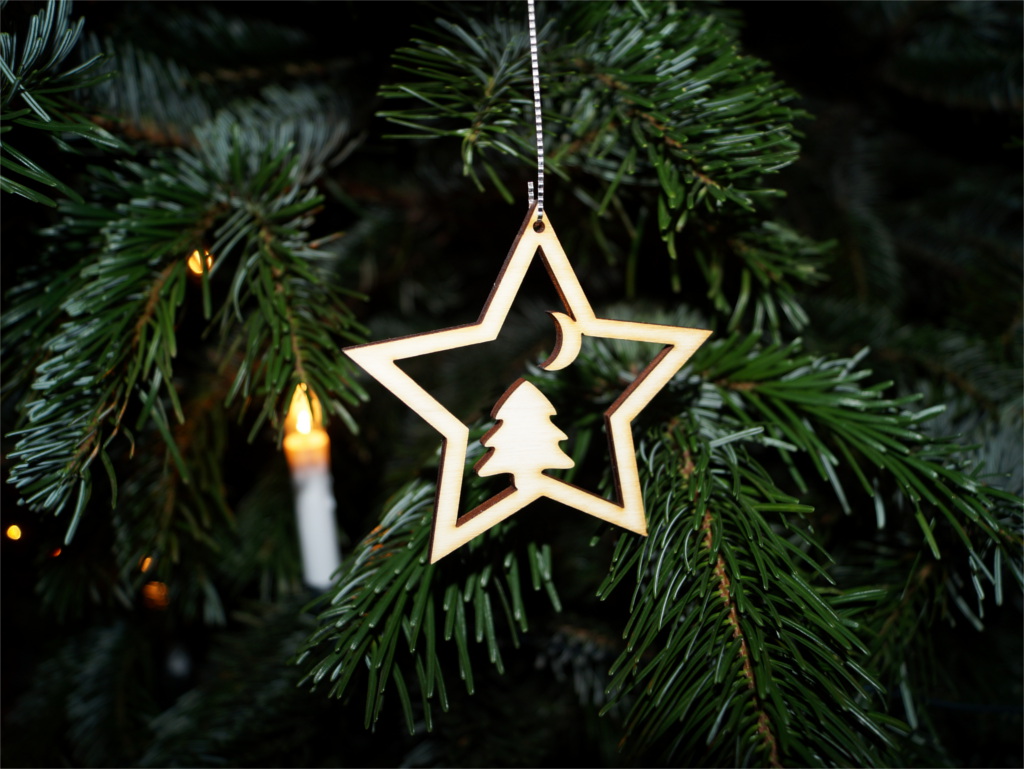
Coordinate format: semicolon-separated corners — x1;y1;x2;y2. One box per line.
286;384;323;435
284;384;329;470
282;382;340;590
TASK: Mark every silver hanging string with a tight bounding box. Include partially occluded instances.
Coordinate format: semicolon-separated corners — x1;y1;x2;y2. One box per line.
527;0;544;218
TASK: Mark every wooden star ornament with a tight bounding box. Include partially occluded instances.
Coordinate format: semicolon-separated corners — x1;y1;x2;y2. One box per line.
345;205;711;562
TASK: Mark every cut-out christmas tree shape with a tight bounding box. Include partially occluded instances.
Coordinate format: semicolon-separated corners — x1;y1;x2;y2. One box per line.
469;378;633;540
344;204;712;562
475;379;574;482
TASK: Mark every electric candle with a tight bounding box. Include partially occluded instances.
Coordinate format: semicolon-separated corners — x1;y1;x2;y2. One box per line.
283;384;341;590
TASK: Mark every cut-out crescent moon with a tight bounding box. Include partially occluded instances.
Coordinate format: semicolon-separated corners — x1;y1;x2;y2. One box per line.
541;311;583;371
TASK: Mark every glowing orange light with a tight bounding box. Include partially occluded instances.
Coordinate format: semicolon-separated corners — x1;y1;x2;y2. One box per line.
142;581;170;609
50;547;62;557
297;404;312;433
285;384;323;434
6;525;22;541
140;556;153;572
283;384;329;470
187;249;213;275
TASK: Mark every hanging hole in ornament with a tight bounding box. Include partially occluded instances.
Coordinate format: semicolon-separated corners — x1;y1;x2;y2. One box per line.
533;220;545;233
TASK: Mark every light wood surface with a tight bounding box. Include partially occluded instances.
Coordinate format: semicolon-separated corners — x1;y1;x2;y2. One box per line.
345;204;711;562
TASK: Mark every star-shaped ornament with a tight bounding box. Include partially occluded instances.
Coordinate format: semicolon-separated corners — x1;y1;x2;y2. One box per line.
345;205;711;562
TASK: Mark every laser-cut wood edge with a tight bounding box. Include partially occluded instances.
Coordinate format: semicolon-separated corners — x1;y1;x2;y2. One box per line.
343;204;712;563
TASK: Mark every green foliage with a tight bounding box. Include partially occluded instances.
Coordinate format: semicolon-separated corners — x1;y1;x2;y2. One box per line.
300;306;1020;764
380;1;808;287
4;622;158;767
848;1;1023;111
691;219;832;338
4;81;366;543
2;2;367;630
535;316;1020;762
2;2;1021;768
0;0;126;205
139;600;326;768
298;478;562;734
600;422;895;766
699;335;1021;567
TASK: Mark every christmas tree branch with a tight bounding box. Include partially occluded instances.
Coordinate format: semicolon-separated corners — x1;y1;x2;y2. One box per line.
298;472;562;734
6;91;366;539
6;244;193;536
379;2;806;263
698;333;1023;609
696;219;832;336
4;3;1018;765
0;0;127;206
699;507;782;768
597;415;895;766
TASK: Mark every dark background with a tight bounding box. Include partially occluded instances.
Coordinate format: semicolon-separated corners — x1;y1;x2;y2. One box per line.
3;2;1020;767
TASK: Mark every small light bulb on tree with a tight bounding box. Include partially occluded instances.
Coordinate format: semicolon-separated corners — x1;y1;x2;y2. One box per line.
143;581;169;609
284;384;341;590
187;249;213;275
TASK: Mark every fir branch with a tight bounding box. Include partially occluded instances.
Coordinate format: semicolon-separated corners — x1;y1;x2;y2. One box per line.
140;597;326;768
875;2;1023;112
80;37;211;149
4;621;158;767
598;417;897;766
213;192;368;437
6;85;367;538
696;334;1024;623
696;219;832;337
6;223;195;535
804;299;1023;425
298;477;561;733
534;306;1019;763
4;147;220;529
379;2;806;255
699;507;781;768
0;0;127;205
